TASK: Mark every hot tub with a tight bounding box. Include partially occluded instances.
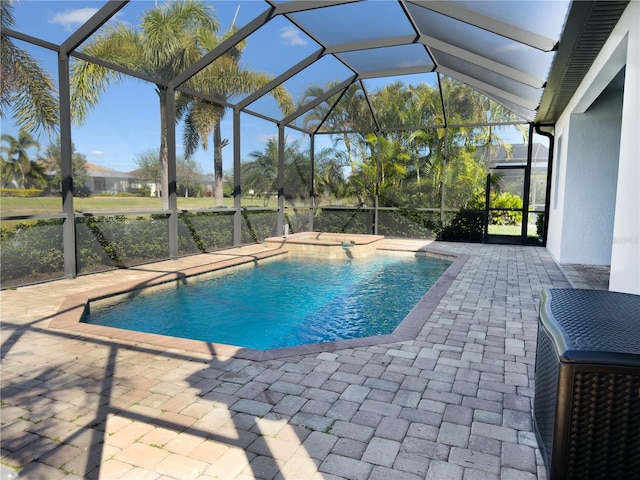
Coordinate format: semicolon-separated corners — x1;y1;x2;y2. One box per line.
265;232;385;259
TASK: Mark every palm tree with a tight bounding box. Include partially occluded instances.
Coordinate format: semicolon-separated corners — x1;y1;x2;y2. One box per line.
371;81;416;130
241;137;279;206
313;146;348;203
181;29;295;207
301;82;371;175
0;131;39;188
70;0;218;209
37;138;89;193
475;101;529;168
241;137;308;207
23;160;48;189
0;0;58;135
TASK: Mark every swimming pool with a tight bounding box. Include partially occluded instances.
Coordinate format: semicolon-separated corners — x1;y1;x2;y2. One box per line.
82;254;451;350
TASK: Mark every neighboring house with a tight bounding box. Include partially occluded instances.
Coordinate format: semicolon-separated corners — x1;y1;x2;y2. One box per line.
125;167;159;197
480;143;549;211
85;163;135;194
482;143;549;170
85;163;215;197
201;175;216;196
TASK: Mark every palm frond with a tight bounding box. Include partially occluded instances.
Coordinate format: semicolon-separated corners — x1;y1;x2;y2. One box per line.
1;0;15;29
80;24;144;72
70;60;124;125
70;25;144;124
141;0;218;76
2;0;58;134
1;39;59;135
182;111;201;159
182;100;223;156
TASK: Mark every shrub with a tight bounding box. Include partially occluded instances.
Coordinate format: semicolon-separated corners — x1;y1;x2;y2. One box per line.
378;209;440;239
178;212;233;254
314;207;374;234
0;188;44;197
241;209;278;242
536;212;545;238
466;191;523;225
489;192;523;225
138;185;151;197
1;219;65;286
439;209;484;242
75;186;92;197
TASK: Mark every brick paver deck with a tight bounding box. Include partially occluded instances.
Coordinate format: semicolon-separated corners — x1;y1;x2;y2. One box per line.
1;241;575;479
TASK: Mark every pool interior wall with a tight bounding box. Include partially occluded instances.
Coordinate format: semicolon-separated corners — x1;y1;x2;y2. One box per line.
49;237;468;361
83;254;453;350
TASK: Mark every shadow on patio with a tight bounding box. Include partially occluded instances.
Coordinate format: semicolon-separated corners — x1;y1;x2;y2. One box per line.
1;242;574;479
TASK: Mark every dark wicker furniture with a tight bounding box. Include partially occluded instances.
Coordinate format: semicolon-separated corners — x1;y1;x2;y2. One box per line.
534;288;640;480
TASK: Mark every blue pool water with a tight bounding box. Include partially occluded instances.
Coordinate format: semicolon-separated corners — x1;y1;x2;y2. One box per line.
83;254;451;350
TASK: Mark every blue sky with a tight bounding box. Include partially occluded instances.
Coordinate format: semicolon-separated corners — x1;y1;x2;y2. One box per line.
3;0;536;175
3;0;338;174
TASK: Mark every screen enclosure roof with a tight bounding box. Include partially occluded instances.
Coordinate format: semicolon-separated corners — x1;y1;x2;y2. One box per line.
2;0;630;132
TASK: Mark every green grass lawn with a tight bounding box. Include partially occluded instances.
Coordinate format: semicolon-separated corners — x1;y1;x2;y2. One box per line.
488;224;522;236
0;195;284;216
488;223;539;238
0;194;356;217
2;195;540;238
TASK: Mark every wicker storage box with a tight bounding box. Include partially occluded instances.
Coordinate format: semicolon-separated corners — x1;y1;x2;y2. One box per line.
534;288;640;480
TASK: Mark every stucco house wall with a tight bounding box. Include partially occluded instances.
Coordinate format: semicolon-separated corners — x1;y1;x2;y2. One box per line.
85;163;132;194
547;1;639;294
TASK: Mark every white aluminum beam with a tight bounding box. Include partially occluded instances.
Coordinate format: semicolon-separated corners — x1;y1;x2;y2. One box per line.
61;0;128;54
356;65;435;79
408;0;557;52
360;81;381;132
439;66;540;111
418;34;545;88
1;27;58;51
324;35;418;54
172;7;276;89
272;0;362;16
177;86;233;109
237;48;326;110
281;76;357;126
70;51;167;87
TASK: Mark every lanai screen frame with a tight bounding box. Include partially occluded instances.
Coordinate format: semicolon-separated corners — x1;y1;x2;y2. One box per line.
2;0;567;281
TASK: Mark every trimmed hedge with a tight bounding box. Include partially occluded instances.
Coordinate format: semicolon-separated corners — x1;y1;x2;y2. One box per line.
1;213;237;286
179;212;233;254
439;209;485;242
75;215;171;273
313;208;374;234
1;219;65;287
1;188;44;197
0;206;488;288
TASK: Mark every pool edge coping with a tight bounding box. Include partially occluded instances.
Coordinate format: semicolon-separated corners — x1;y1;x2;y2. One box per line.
48;244;469;361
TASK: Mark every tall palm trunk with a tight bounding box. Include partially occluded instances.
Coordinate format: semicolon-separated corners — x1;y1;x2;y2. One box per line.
158;88;170;210
213;117;224;207
18;160;29;189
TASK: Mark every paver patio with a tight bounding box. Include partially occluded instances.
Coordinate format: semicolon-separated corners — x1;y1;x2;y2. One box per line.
1;241;581;479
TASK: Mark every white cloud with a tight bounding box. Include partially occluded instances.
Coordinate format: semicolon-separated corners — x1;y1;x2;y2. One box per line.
259;134;277;143
279;26;308;47
49;8;99;30
90;151;105;156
